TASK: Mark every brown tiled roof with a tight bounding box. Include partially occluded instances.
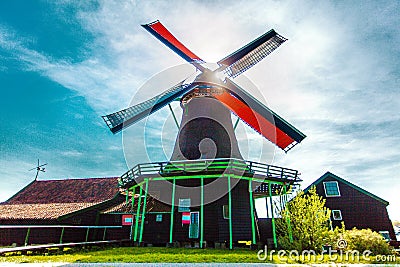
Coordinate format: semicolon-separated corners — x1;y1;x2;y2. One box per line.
0;177;120;220
6;177;119;204
0;203;96;220
102;195;171;214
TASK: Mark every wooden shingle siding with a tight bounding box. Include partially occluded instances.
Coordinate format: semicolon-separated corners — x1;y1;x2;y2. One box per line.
310;172;396;241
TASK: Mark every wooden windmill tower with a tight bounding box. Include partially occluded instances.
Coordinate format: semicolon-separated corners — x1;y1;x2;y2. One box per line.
103;20;305;248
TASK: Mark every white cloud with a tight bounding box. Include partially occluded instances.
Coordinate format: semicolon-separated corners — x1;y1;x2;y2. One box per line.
61;150;83;157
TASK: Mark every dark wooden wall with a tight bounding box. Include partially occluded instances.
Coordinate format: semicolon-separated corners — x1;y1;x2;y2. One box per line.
138;178;255;245
314;177;396;240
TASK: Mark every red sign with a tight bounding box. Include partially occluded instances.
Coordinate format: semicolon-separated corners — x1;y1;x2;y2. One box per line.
122;215;133;226
182;212;191;225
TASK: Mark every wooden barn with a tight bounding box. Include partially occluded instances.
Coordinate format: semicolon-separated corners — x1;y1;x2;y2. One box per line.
0;177;133;246
305;172;396;242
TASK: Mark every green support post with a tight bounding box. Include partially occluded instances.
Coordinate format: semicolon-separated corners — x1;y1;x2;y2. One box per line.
169;179;176;244
228;175;233;250
24;227;31;246
134;185;143;242
249;180;256;245
85;227;90;242
139;179;149;243
200;177;204;248
269;182;277;248
130;190;136;240
59;227;65;244
125;189;129;204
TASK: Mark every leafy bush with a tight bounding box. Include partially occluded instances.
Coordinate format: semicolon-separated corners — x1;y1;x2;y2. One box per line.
343;228;393;255
320;223;393;255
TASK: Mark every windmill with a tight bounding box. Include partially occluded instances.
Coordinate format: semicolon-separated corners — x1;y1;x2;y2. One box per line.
102;21;305;248
28;159;47;180
103;20;305;155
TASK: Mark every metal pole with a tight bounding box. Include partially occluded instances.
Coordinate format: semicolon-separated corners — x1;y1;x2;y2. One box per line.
103;227;107;241
249;180;256;245
168;104;180;129
85;227;90;242
169;179;176;244
139;179;149;243
269;182;277;248
228;175;233;249
24;227;30;246
59;227;65;244
233;117;240;131
134;185;143;242
200;177;204;248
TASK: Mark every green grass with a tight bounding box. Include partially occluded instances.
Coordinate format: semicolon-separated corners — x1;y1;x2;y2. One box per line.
0;247;262;263
1;246;399;264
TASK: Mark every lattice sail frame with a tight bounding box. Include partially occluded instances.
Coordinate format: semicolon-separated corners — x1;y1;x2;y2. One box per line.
102;81;193;133
217;30;287;78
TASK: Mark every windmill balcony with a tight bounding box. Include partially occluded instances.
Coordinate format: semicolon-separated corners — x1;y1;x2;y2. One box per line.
118;158;301;196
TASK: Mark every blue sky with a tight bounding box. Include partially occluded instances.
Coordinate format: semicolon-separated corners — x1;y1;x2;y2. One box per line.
1;1;399;221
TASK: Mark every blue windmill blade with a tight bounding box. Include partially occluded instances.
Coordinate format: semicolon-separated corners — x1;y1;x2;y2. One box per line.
102;81;196;134
217;29;287;78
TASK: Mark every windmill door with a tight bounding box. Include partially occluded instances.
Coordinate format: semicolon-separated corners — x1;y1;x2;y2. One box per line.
189;211;199;239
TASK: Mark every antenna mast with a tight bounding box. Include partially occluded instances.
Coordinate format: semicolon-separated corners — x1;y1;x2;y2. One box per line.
28;159;47;180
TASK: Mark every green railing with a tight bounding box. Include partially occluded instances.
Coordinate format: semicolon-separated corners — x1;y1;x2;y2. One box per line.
0;225;123;246
119;158;298;187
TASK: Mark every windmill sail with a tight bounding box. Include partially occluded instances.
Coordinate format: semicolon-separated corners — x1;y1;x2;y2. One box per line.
142;20;204;68
214;79;306;151
217;30;287;78
103;81;195;134
103;20;305;152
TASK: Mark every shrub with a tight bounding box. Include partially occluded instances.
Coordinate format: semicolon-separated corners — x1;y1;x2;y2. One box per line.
343;228;393;255
320;224;393;255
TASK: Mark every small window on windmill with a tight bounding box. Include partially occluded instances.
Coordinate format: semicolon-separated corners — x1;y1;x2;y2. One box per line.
332;210;342;220
223;205;230;219
156;214;163;222
323;181;341;197
178;198;191;212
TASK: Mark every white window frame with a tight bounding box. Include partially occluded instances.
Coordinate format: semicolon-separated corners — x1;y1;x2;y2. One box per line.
379;231;390;241
222;205;230;219
323;181;341;197
332;210;342;220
